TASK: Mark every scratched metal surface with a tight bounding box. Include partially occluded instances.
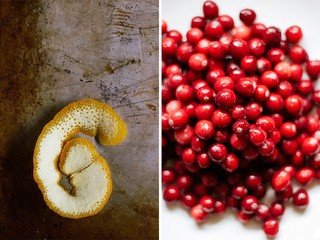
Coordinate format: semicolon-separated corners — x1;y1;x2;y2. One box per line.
0;0;158;239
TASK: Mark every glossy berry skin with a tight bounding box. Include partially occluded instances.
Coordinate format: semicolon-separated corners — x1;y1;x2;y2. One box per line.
230;133;248;150
263;217;279;238
306;60;320;79
289;45;308;63
222;153;239;172
177;175;194;190
195;103;215;120
163;186;180;201
232;185;248;199
293;189;309;207
258;139;275;156
239;9;256;26
232;119;249;136
249;125;267;146
191;16;206;30
254;84;270;102
272;170;291;191
186;28;204;45
190;204;208;223
301;137;319;155
270;201;285;218
203;0;219;19
162;37;177;57
176;84;194;103
231;105;246;119
249;38;266;57
217;15;234;31
196;85;214;103
212;109;232;128
176;42;194;63
162;169;176;184
205;21;224;40
215;89;236;109
280;122;297;138
228;38;250;60
262;26;281;46
265;93;284;112
241;195;258;214
208;143;227;162
245;102;262;121
200;196;215;212
285;94;303;116
182;193;198;208
195;120;215;140
236;77;256;97
208;41;227;60
188;53;208;71
296;167;315;185
256;116;275;133
260;70;279;89
169;109;189;129
285;25;303;43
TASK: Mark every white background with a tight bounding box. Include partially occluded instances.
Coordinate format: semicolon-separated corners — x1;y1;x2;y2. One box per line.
161;1;320;240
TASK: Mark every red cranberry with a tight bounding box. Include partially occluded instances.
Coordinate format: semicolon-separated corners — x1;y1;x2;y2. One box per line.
217;15;234;31
215;89;236;109
241;195;258;214
285;25;303;44
205;21;224;40
189;53;208;71
196;85;214;103
174;125;195;145
258;139;275;156
265;93;284;112
270;129;282;144
260;70;279;89
256;203;270;221
177;42;195;63
186;28;204;45
162;37;177;57
197;152;211;168
306;60;320;79
214;129;231;143
191;136;207;152
290;63;303;82
266;48;285;64
228;38;250;60
167;30;182;45
280;122;297;138
214;200;226;214
281;139;298;155
245;173;262;189
176;84;194;103
237;211;251;223
232;119;250;136
182;193;198;208
169;109;189;129
285;94;303;116
168;73;187;89
190;204;208;223
182;147;196;165
231;105;246;119
208;143;227;162
274;62;291;80
165;64;181;77
212;109;232;128
263;217;279;238
240;55;257;73
214;76;235;92
206;68;226;85
177;175;194;190
293;189;309;207
270;201;285;218
230;133;248;150
222;153;239;172
296;167;315;185
239;8;256;26
276;185;293;202
163;186;180;201
195;119;215;140
245;102;262;121
289;45;308;63
195;103;215;120
200;195;215;212
249;38;266;57
254;84;270;102
249;125;267;146
257;57;272;73
232;185;248;199
203;0;219;19
306;116;319;133
232;25;251;41
162;169;176;184
256;116;275;133
262;26;281;46
208;41;226;60
301;137;319;156
236;77;256;97
241;144;259;161
272;170;291;191
184;101;198;119
191;16;206;30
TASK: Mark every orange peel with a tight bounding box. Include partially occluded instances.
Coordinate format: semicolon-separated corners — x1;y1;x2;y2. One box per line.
33;99;127;218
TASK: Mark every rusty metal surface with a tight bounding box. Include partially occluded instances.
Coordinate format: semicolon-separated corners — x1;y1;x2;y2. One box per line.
0;0;158;239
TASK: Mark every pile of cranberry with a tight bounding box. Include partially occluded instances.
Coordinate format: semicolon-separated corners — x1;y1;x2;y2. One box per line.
161;1;320;238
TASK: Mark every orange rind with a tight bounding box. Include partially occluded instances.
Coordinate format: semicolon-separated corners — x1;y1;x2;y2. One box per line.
33;99;127;218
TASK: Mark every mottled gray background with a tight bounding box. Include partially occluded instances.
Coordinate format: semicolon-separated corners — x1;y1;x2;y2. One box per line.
0;0;158;239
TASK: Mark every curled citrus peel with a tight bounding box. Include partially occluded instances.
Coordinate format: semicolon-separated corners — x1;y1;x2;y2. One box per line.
33;99;127;218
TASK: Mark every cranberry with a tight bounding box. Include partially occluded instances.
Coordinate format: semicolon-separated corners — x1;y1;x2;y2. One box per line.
249;38;266;57
235;77;256;97
232;185;248;199
274;62;291;80
196;85;214;103
245;173;262;189
276;185;293;202
272;170;291;191
289;45;308;63
186;28;204;45
260;70;279;89
262;26;281;46
208;143;227;162
231;105;246;119
212;109;232;128
214;76;235;92
200;195;215;212
162;20;167;34
241;144;259;161
270;201;285;218
176;42;195;63
162;37;177;57
232;25;251;40
169;109;189;129
285;94;303;116
195;119;215;140
249;125;267;146
163;186;180;201
257;57;272;73
293;189;309;207
162;169;176;184
184;101;198;119
174;125;195;145
258;139;275;157
214;129;231;143
195;103;215;120
175;84;194;103
237;211;251;223
240;55;257;73
223;153;239;172
228;38;250;60
168;73;187;89
189;53;208;71
197;152;211;168
296;167;315;185
206;68;226;85
177;175;193;190
165;63;181;77
301;137;319;155
254;84;270;102
245;102;262;121
217;15;234;31
266;48;285;64
203;0;219;19
285;25;303;44
281;139;298;155
241;195;258;214
312;90;320;105
297;80;314;95
190;204;208;223
265;93;284;112
263;217;279;238
290;63;303;82
191;16;206;29
215;89;236;109
306;60;320;79
208;41;226;60
182;193;198;208
256;203;270;221
239;8;256;26
256;116;275;133
205;21;224;40
280;122;297;138
182;147;196;165
306;116;319;133
213;200;226;214
230;133;248;150
232;119;250;135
